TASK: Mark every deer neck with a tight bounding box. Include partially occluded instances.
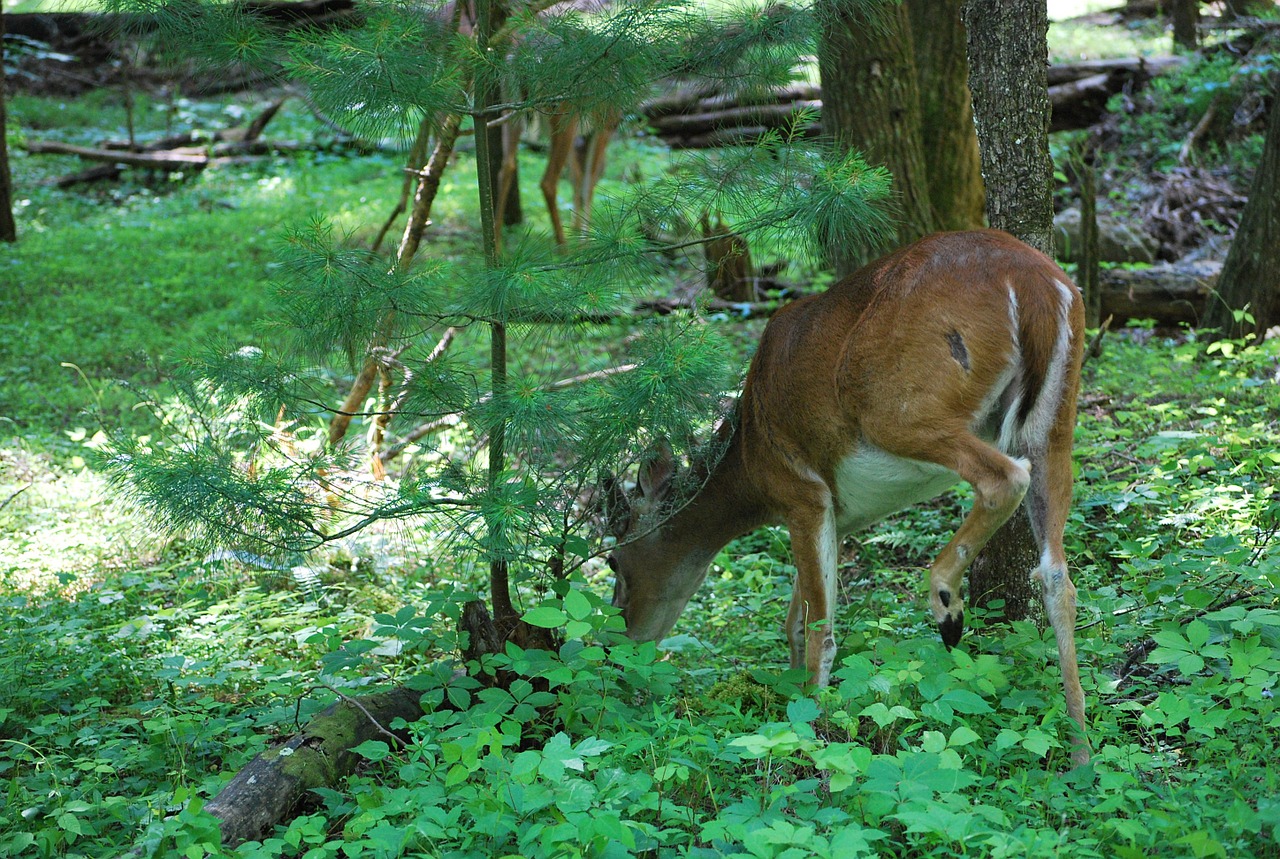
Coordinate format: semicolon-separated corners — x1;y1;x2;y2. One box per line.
663;435;773;564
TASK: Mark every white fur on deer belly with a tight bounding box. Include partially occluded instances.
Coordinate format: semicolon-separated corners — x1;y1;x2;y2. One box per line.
833;444;960;534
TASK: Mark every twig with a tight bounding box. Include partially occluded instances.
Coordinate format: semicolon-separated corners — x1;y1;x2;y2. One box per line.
1178;42;1257;165
1082;314;1113;367
1117;587;1260;683
379;362;638;464
243;97;288;143
315;683;405;749
0;483;33;514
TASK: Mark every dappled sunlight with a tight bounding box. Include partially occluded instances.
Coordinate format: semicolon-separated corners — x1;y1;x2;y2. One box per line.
0;441;160;596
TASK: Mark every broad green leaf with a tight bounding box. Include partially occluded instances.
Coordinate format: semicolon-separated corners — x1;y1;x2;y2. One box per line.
523;606;567;628
563;588;592;621
352;740;391;762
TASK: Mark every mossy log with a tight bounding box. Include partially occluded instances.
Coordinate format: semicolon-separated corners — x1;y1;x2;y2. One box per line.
1099;260;1220;327
202;687;425;848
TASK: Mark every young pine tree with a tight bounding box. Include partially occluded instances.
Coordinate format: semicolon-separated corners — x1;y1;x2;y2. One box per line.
105;0;894;652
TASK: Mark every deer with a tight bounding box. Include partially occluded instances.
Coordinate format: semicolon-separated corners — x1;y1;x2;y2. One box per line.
605;230;1090;764
465;0;620;248
495;102;620;247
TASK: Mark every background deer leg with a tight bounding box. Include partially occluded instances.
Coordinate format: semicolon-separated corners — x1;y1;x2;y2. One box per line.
571;113;617;235
786;504;840;687
785;583;805;670
540;112;577;245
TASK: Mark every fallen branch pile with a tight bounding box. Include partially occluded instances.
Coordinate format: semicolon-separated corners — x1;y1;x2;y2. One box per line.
642;56;1186;148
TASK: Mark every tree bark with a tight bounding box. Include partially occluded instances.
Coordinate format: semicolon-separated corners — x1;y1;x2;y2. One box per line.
1;11;17;243
907;0;985;231
963;0;1054;254
1078;151;1101;327
1204;79;1280;337
1172;0;1199;52
817;0;937;275
962;0;1054;621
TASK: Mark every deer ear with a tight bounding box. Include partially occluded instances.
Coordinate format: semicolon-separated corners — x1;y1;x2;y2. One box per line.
601;473;630;538
638;439;676;500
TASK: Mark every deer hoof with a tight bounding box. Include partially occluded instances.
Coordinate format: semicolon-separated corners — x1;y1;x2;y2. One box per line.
938;611;964;649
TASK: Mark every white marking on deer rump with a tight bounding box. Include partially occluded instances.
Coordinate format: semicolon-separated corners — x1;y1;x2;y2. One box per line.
1014;279;1075;450
833;444;960;534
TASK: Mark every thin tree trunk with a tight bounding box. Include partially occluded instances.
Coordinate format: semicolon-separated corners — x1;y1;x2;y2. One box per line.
907;0;985;231
327;115;462;447
1078;149;1101;328
1172;0;1198;52
473;0;518;633
1204;78;1280;337
1;11;19;243
371;115;435;255
817;0;937;275
963;0;1055;621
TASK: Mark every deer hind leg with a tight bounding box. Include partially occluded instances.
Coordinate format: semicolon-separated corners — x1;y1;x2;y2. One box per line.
571;114;617;235
540;112;577;245
1025;420;1089;763
924;434;1033;648
786;503;840;687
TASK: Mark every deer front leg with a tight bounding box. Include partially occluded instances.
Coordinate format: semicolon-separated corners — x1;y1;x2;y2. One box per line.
786;505;840;687
540;111;577;246
785;583;805;670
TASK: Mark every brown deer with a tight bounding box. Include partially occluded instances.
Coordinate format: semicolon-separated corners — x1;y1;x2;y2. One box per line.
495;103;620;246
472;0;620;247
606;230;1089;763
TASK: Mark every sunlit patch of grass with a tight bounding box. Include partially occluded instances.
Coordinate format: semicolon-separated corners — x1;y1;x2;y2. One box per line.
1050;18;1170;62
0;440;160;595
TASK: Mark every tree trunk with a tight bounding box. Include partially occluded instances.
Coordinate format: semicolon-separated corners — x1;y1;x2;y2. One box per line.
907;0;985;231
1172;0;1198;52
1204;79;1280;337
1078;152;1101;327
964;0;1054;254
817;0;937;275
1;11;17;243
962;0;1055;621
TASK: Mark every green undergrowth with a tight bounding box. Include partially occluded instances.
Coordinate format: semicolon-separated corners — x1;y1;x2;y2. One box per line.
3;330;1279;858
3;69;1280;859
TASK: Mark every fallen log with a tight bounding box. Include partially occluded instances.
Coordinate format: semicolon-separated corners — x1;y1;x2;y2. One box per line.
646;56;1184;147
1045;55;1185;86
664;122;823;149
642;82;821;118
1099;260;1220;327
1049;73;1114;132
52;164;124;187
649;99;822;137
25;140;211;169
30;137;308;182
201;686;426;848
6;1;357;48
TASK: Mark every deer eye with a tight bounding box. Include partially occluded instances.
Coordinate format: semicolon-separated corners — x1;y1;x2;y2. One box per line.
606;556;619;573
